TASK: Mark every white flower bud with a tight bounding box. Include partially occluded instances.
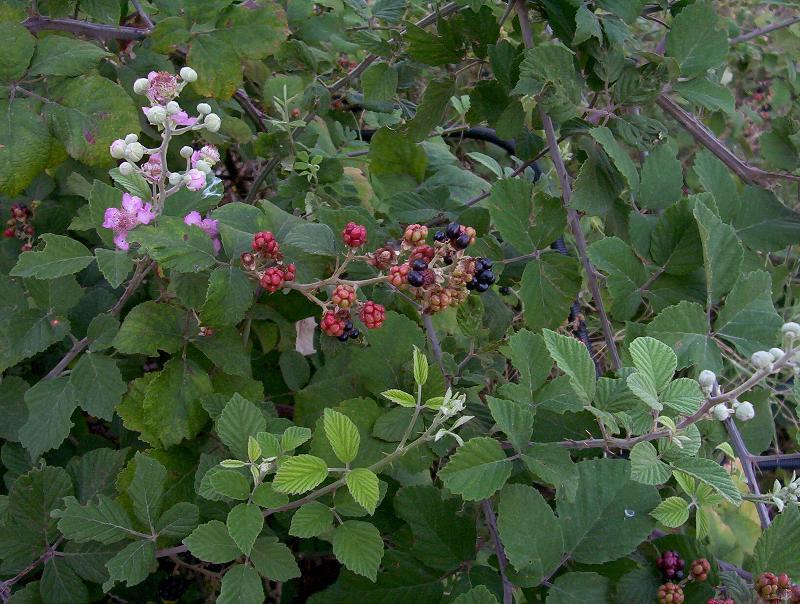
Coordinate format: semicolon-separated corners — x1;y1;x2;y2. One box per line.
119;162;134;176
197;102;211;115
203;113;221;132
109;139;127;159
168;172;182;186
194;159;211;174
712;404;731;421
180;146;194;158
165;101;181;114
751;350;774;369
124;133;139;144
735;401;755;422
133;78;150;95
146;106;167;125
179;67;198;82
698;370;716;388
782;322;800;338
769;347;785;362
125;142;144;162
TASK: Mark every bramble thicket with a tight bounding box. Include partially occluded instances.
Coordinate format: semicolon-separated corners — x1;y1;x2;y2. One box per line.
2;1;800;603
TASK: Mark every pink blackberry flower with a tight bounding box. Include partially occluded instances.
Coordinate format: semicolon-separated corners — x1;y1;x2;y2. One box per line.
102;193;155;251
184;211;221;254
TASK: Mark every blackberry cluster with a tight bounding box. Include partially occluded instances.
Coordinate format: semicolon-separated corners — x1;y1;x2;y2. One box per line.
466;258;495;293
3;203;35;251
689;558;710;582
336;317;360;343
657;582;684;604
158;576;188;603
656;550;685;581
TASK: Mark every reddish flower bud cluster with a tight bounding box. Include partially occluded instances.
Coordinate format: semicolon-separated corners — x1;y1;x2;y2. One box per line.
4;203;35;251
342;222;367;248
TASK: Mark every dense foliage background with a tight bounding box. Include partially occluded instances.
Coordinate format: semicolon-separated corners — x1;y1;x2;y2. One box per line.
2;0;800;602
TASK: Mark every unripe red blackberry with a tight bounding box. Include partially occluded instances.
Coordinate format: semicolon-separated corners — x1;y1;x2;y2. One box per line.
657;583;684;604
291;107;301;119
20;242;32;252
199;326;215;337
656;551;685;580
321;311;346;337
360;300;385;329
389;264;410;287
778;574;792;589
409;245;435;263
426;288;452;313
756;572;780;599
3;227;14;238
260;266;285;293
369;246;396;270
791;584;800;603
252;231;281;257
342;222;367;248
403;224;428;246
689;558;710;582
240;252;256;270
283;263;296;282
331;284;356;308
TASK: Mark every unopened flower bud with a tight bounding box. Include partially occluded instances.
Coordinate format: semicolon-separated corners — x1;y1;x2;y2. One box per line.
197;102;211;114
166;101;180;114
751;350;773;369
194;159;211;173
782;322;800;338
769;347;785;362
124;133;138;144
125;142;145;162
735;401;755;422
179;67;198;82
168;172;182;186
698;370;716;388
203;113;221;132
119;162;134;176
180;146;194;158
146;105;167;125
133;78;150;95
712;404;731;421
109;139;127;159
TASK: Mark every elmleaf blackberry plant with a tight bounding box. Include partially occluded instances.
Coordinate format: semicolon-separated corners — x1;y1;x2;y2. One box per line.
2;1;800;603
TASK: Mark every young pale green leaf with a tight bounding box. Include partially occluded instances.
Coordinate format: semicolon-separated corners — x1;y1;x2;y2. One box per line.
629;337;677;393
217;564;264;604
248;436;261;463
273;455;329;494
543;329;596;404
332;520;385;581
216;394;267;461
661;378;704;415
323;408;361;464
412;346;429;387
250;537;301;581
289;502;334;538
11;234;95;279
439;437;512;501
629;441;672;486
281;426;312;452
669;457;742;505
209;469;251;500
626;371;662;411
381;389;417;407
650;496;690;528
227;502;263;556
345;468;380;515
183;520;241;564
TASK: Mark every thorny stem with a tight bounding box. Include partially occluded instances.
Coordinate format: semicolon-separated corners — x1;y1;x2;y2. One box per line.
725;416;771;528
729;16;800;45
481;500;513;604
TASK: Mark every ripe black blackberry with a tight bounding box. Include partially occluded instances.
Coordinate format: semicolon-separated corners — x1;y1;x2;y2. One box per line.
407;271;425;287
410;258;428;271
445;223;461;239
434;230;448;242
499;286;510;295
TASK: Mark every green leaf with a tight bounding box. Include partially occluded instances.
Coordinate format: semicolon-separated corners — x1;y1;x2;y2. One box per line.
639;143;682;210
405;78;455;141
751;505;800;577
94;248;133;289
487;397;533;453
227;502;263;556
557;459;660;564
731;186;800;251
393;485;477;572
547;572;612;604
661;378;703;415
589;126;639;193
250;537;301;581
217;394;267;460
52;495;135;544
650;496;690;528
11;234;94;279
183;520;241;564
674;77;735;114
629;442;672;486
368;128;427;183
499;329;551;404
251;483;288;508
217;564;265;604
630;337;676;393
128;453;166;531
112;301;187;356
103;539;155;589
522;443;579;500
518;42;583;121
289;502;334;538
40;557;89;604
156;502;199;538
0;23;34;80
0;375;28;442
665;0;728;78
128;218;216;273
648;301;722;373
694;203;742;305
69;353;126;421
543;329;596;404
273;455;329;494
346;469;380;515
19;377;78;459
412;346;429;387
332;520;385;581
439;437;512;501
497;484;563;580
29;36;110;77
281;426;313;452
200;266;255;327
715;270;782;356
588;237;648;320
573;5;602;44
381;389;417;407
0;100;54;196
628;367;663;411
669;457;742;505
324;408;361;465
649;198;703;276
361;63;398;103
520;255;581;332
192;327;251;377
405;23;463;66
454;586;500;604
209;469;251;500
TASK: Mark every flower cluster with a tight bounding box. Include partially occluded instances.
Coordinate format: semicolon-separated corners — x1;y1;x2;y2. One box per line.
3;203;35;251
102;193;155;251
767;472;800;512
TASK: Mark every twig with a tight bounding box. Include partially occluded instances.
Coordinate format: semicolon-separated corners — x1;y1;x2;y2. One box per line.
725;417;771;528
481;500;513;604
422;313;448;384
130;0;154;29
730;16;800;45
245;157;280;203
22;15;149;39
